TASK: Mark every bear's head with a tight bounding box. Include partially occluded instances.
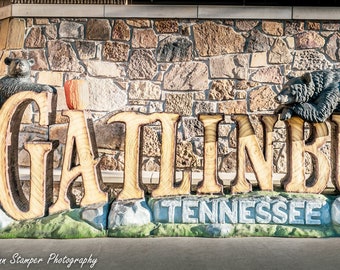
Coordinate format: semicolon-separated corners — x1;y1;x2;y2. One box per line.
275;72;314;104
4;57;34;78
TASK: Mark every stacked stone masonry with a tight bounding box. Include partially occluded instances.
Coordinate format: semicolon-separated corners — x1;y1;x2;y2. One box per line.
1;18;339;182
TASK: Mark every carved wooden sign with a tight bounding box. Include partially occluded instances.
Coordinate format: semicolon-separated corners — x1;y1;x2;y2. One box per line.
0;88;337;218
1;81;340;238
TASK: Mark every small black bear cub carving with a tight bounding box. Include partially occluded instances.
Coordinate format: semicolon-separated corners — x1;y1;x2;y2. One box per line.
275;70;340;123
0;57;56;108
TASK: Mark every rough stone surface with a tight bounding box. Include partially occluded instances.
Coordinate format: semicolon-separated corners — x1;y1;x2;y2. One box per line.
86;60;126;78
235;20;259;31
87;77;127;112
25;27;46;48
163;62;208;91
252;66;283;84
262;21;283;36
165;93;193;116
182;117;204;138
47;40;84;72
27;50;49;71
112;19;130;41
129;81;161;100
293;50;332;70
108;199;153;228
76;40;96;60
157;36;192;62
45;24;57;39
59;21;84;39
268;39;292;64
154;20;179;33
142;126;161;156
94;117;125;150
325;33;340;61
247;29;270;52
194;101;217;115
210;55;249;79
249;86;277;112
295;32;325;49
285;21;304;35
209;80;234;100
128;50;157;80
193;21;245;56
132;29;157;48
102;41;129;62
251;52;267;67
86;19;111;40
218;100;247;114
176;141;200;168
126;19;150;28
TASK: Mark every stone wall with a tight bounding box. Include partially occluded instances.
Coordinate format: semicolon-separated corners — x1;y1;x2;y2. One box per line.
0;17;339;181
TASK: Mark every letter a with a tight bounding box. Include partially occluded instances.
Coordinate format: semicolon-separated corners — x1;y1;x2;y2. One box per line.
49;110;108;214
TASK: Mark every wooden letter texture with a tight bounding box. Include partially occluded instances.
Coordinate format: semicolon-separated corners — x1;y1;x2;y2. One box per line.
331;114;340;191
108;112;191;200
49;110;108;214
231;115;277;194
0;91;56;220
196;114;224;194
282;116;330;193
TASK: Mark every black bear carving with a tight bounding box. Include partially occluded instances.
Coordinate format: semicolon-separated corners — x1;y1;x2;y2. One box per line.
0;57;56;108
275;70;340;123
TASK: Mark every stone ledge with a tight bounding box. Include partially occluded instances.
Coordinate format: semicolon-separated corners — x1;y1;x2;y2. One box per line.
1;4;340;20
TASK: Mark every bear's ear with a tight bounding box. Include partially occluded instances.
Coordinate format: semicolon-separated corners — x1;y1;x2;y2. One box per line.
28;59;35;67
301;72;312;84
4;57;12;66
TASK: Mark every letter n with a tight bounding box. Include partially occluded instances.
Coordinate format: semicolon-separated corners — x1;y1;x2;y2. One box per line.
231;115;277;193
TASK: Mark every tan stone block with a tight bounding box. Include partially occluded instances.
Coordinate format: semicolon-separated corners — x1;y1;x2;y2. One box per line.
252;66;283;84
164;62;208;91
286;37;295;49
307;22;320;30
193;21;245;57
129;81;161;100
165;93;193;116
268;39;293;64
262;21;284;36
296;32;325;49
209;80;234;101
86;60;126;78
6;19;25;49
34;18;50;25
250;52;267;67
249;85;277;112
49;123;68;144
0;18;9;50
112;20;130;41
37;71;63;87
218;100;247;114
126;19;151;28
154;19;179;33
210;55;248;80
132;28;157;48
